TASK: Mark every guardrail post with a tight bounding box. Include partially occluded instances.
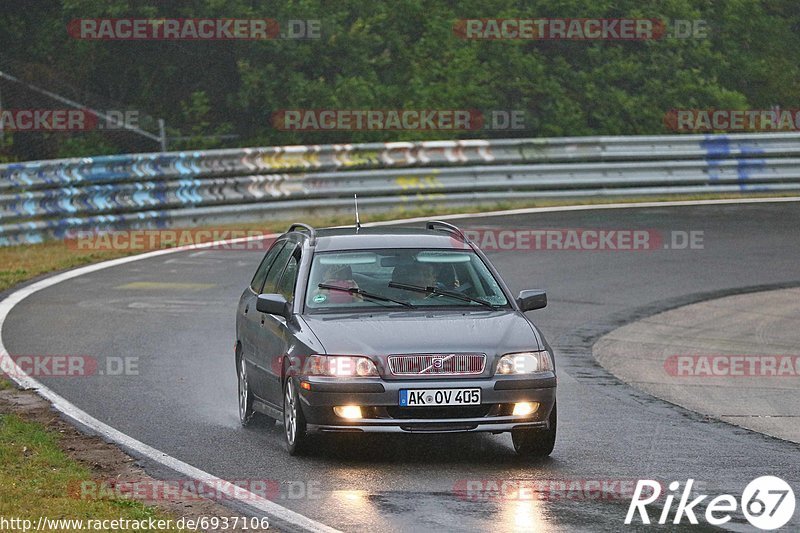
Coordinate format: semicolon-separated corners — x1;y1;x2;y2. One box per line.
158;119;167;152
0;85;4;142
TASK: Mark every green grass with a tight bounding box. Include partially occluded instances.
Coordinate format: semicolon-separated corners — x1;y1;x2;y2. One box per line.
1;192;797;293
0;413;183;532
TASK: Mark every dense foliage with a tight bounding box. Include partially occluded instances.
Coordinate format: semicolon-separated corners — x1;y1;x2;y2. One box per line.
0;0;798;159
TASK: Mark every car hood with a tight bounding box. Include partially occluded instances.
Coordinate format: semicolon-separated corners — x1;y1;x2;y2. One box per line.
301;309;541;357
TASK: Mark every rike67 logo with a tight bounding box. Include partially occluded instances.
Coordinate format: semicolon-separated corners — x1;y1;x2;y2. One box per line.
626;476;796;530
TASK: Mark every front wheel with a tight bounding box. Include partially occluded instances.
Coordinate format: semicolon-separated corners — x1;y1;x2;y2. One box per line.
283;378;309;455
512;401;556;457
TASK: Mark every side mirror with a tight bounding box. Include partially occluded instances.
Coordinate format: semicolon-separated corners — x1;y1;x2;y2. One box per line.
256;293;291;319
517;289;547;312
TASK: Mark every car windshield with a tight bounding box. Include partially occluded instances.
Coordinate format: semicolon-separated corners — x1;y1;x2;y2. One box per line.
305;248;509;311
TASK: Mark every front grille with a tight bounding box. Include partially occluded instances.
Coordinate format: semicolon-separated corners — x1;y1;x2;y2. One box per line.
386;405;492;419
387;353;485;376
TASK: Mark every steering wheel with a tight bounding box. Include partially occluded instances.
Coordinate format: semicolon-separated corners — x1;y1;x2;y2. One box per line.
450;282;474;294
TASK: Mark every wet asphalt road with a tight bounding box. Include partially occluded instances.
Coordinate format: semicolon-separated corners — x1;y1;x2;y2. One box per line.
4;202;800;532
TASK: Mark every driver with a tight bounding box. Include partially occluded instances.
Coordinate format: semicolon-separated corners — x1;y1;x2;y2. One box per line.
391;262;435;287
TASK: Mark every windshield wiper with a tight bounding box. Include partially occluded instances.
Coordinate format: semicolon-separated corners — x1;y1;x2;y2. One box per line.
388;282;498;309
318;283;415;308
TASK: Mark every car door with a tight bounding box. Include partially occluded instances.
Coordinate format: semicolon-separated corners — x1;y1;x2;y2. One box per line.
239;240;286;398
256;244;302;406
250;242;298;402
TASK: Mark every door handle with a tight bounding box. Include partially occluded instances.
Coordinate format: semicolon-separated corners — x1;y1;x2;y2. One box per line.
244;305;249;315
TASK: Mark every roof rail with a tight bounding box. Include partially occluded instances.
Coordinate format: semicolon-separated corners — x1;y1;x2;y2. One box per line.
287;223;317;245
426;220;470;243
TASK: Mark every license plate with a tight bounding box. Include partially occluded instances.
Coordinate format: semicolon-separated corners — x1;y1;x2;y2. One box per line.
399;388;480;407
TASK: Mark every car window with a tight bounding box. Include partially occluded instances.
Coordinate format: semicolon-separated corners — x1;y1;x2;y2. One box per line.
305;248;509;311
276;251;300;302
250;241;286;293
264;243;298;294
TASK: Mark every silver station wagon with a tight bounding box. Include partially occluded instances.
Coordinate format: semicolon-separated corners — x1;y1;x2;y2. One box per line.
235;221;557;456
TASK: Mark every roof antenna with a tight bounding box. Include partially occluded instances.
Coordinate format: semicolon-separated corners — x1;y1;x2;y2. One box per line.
354;194;361;231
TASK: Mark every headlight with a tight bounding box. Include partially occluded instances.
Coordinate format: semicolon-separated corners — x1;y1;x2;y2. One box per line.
305;355;379;377
496;351;553;375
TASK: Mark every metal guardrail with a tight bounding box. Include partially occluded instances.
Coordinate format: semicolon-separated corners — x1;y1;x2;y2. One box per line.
2;132;800;245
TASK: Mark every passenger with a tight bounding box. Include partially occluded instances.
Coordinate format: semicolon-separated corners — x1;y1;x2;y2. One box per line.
317;265;360;303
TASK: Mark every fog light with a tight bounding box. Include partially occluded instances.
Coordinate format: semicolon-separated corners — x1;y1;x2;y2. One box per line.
334;405;363;419
512;402;538;416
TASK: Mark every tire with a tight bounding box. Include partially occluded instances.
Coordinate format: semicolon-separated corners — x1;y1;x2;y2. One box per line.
512;401;556;457
283;377;309;455
237;354;255;426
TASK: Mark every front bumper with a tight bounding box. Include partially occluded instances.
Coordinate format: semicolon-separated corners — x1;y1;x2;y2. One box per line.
295;374;556;434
